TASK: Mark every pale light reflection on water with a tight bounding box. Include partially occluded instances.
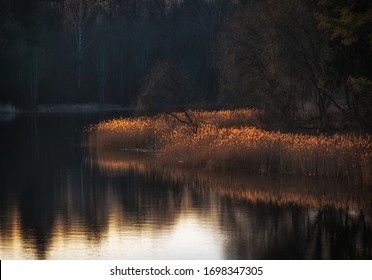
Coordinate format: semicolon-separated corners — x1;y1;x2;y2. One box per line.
0;184;224;259
0;113;371;259
46;193;226;260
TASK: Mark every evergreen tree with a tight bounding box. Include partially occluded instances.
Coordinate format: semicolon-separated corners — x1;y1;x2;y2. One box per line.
317;0;372;124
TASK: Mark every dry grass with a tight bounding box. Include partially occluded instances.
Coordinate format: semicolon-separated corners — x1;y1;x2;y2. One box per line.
89;109;372;184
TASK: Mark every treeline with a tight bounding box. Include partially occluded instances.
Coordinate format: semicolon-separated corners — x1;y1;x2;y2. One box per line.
0;0;371;128
0;0;234;107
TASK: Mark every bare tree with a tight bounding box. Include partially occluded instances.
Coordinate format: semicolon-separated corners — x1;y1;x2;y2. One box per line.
190;0;232;100
95;13;110;104
64;0;96;94
192;0;224;40
136;62;198;127
219;0;328;127
96;41;110;104
133;20;152;86
22;4;50;108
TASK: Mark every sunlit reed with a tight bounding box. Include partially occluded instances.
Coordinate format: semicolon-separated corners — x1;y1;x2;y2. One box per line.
89;109;372;184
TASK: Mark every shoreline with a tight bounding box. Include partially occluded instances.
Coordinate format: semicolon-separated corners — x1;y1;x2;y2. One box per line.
0;103;134;114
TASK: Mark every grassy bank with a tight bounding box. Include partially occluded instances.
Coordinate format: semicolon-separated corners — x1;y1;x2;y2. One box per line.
89;109;372;184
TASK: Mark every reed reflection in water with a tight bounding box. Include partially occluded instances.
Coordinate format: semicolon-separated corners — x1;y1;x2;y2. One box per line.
87;145;372;259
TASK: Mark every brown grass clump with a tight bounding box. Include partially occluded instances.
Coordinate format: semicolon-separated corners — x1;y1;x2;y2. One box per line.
91;115;169;150
89;109;372;184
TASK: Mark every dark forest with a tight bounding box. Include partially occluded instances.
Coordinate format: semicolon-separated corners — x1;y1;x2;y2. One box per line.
0;0;371;129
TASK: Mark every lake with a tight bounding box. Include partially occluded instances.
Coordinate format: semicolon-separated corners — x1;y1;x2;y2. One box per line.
0;112;371;259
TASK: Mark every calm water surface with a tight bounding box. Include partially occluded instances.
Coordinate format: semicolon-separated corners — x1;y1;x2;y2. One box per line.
0;112;371;259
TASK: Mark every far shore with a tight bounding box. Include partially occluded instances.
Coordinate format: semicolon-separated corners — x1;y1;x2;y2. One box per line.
0;103;134;114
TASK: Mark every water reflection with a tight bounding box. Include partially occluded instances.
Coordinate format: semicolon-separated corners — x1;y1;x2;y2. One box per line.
90;147;372;215
0;113;371;259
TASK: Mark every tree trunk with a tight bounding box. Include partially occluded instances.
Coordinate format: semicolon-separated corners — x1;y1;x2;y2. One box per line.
78;34;82;95
318;91;328;130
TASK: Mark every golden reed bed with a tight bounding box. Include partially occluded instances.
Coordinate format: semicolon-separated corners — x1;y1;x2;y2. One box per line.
89;109;372;184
